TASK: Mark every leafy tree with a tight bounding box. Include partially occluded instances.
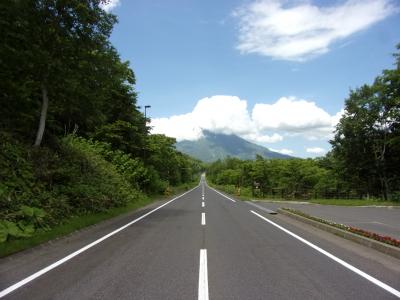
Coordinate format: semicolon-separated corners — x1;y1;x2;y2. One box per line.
0;0;117;145
93;120;147;157
0;0;203;244
331;45;400;199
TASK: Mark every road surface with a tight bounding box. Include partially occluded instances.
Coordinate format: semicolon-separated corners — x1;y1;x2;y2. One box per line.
251;201;400;239
1;177;399;299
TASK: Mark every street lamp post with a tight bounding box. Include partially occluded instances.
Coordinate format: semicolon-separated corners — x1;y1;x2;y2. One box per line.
143;105;151;162
144;105;151;123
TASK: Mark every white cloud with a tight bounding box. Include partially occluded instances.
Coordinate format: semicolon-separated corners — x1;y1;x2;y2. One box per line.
152;95;257;141
306;147;326;154
243;132;283;143
331;109;345;127
150;95;342;144
270;148;294;155
234;0;396;61
100;0;121;12
252;96;332;131
151;113;203;141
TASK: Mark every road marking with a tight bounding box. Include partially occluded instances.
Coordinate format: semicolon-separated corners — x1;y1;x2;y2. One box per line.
202;196;204;200
346;221;397;229
201;213;206;225
250;210;400;298
0;186;199;299
198;249;209;300
208;186;236;202
246;201;277;214
202;202;205;208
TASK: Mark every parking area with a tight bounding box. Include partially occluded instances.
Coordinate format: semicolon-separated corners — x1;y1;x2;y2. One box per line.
252;201;400;240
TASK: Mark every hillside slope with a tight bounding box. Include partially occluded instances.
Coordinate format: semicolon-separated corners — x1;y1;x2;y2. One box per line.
176;130;292;162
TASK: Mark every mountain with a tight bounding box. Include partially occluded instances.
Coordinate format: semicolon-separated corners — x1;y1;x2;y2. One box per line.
176;130;292;162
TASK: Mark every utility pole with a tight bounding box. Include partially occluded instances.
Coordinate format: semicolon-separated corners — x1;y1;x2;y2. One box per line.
143;105;151;162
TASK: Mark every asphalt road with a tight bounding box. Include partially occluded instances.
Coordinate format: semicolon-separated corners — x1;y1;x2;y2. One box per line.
252;201;400;239
1;177;399;299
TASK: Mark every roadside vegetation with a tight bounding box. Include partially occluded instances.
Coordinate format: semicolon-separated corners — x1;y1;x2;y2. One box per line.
281;208;400;248
207;46;400;204
0;1;201;250
0;182;193;258
209;183;400;206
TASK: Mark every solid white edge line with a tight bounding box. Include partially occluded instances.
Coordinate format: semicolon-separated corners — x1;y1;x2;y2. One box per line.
202;202;205;208
0;185;199;299
201;213;206;226
250;210;400;298
208;186;236;202
198;249;209;300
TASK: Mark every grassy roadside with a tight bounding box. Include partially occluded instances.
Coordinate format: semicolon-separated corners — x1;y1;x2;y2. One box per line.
209;183;400;207
0;181;198;258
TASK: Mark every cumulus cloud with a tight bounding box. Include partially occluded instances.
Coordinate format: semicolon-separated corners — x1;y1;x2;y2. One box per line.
234;0;396;61
306;147;326;154
151;113;203;141
270;148;294;155
243;132;283;143
100;0;121;12
150;95;341;144
152;95;265;141
252;97;332;131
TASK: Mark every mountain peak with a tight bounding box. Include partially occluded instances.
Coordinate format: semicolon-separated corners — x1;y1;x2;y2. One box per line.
176;131;292;162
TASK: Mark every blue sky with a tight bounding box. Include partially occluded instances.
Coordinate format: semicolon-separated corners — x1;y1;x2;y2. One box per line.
104;0;400;157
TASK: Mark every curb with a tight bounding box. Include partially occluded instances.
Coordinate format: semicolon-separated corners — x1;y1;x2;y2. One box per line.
277;208;400;260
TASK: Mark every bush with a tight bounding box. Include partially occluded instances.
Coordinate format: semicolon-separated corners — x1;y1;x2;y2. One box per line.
56;136;139;213
0;133;196;244
95;143;149;191
0;134;144;242
0;133;40;219
390;191;400;202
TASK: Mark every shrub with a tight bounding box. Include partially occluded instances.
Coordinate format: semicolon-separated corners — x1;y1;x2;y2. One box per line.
0;133;40;219
0;134;143;243
390;191;400;202
56;136;139;213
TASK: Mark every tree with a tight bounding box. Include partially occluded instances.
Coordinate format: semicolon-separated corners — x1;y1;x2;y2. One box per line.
0;0;117;146
331;45;400;199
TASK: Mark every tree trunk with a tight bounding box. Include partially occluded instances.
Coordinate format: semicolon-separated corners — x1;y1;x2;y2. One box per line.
34;83;49;147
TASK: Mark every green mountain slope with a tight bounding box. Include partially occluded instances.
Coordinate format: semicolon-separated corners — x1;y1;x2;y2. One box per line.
176;130;292;162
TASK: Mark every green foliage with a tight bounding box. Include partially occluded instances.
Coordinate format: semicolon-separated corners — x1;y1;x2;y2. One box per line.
0;0;118;141
0;133;43;218
0;135;141;237
146;134;202;191
0;220;30;241
19;205;46;226
0;205;46;243
207;157;350;200
0;131;201;245
56;136;139;212
93;120;147;157
0;1;202;249
331;45;400;200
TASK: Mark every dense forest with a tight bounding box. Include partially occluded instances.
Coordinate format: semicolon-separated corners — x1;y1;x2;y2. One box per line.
0;1;201;242
207;45;400;201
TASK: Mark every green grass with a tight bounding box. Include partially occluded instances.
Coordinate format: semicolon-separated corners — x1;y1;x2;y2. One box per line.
210;183;400;207
0;181;198;258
